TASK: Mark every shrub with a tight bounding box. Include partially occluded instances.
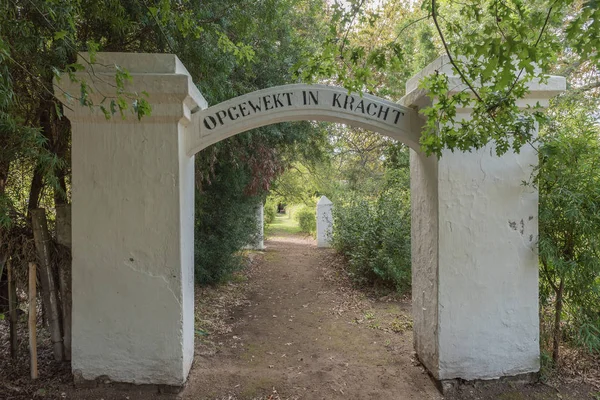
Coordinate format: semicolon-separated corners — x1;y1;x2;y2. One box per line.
536;100;600;361
194;163;261;285
331;172;411;293
264;197;277;226
294;205;316;236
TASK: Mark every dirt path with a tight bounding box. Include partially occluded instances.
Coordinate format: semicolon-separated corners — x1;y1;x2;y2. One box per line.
185;232;441;400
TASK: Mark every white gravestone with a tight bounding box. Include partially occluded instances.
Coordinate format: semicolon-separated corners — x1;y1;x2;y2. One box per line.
316;196;333;248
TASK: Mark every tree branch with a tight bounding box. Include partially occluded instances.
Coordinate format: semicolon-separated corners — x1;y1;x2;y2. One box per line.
541;258;559;294
431;0;483;102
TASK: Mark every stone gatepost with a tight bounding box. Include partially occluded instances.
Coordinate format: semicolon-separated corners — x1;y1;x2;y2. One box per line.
402;56;565;384
248;203;265;250
316;196;333;248
56;53;206;387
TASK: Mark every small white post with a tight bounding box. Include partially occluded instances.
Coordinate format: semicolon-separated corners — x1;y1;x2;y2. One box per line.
316;196;333;248
245;203;265;250
254;203;265;250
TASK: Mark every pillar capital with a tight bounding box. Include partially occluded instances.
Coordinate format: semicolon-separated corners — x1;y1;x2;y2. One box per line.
55;52;207;124
402;55;566;111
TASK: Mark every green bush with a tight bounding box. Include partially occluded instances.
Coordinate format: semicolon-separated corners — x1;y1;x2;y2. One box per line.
264;197;277;226
194;163;261;285
294;205;316;235
331;172;411;293
536;98;600;359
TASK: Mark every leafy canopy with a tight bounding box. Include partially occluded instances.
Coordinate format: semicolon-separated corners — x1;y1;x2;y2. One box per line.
294;0;600;157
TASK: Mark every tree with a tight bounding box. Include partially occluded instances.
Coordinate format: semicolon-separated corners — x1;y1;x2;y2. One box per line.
295;0;599;157
536;93;600;365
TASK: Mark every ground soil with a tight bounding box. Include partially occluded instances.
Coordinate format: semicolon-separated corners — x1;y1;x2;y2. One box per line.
186;233;439;400
1;228;599;399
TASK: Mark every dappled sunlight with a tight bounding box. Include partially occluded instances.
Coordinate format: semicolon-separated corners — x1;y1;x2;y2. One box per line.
266;233;316;246
265;214;317;246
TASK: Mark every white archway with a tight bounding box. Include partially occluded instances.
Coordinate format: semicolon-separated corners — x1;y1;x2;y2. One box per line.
187;84;423;154
56;52;564;391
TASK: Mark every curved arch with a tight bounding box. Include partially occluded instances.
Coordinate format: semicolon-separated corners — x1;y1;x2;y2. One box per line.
186;84;423;156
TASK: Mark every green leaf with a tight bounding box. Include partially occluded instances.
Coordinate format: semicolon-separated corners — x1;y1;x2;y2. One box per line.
87;41;100;63
54;30;67;41
54;102;63;119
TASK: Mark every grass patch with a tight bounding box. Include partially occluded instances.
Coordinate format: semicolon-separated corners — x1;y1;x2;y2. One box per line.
266;214;302;236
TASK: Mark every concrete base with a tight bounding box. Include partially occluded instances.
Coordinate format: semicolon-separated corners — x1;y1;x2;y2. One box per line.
438;372;538;396
73;371;185;395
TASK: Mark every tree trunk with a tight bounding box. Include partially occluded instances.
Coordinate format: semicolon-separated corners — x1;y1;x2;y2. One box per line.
552;279;564;365
52;115;70;208
31;208;64;361
0;253;8;314
0;160;11;314
8;258;18;359
27;168;44;215
54;174;68;207
55;204;72;361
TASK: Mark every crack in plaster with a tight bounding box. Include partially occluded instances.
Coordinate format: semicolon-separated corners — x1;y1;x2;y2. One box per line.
123;260;182;308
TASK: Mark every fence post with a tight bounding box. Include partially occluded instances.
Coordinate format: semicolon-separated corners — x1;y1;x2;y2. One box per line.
29;262;38;379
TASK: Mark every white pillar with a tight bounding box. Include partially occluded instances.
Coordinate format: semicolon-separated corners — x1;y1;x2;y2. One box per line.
316;196;333;247
248;203;265;250
56;53;206;387
403;56;565;383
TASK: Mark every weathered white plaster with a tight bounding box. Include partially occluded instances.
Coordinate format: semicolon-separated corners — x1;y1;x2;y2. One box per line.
402;57;566;381
247;203;265;250
56;53;206;386
316;196;333;248
187;84;423;154
409;151;439;375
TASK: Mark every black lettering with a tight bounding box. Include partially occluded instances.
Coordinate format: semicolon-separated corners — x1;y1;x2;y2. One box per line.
216;110;227;125
377;105;389;121
203;115;217;130
239;102;249;117
343;95;355;110
248;99;262;113
283;92;293;106
273;93;285;108
392;109;404;124
227;106;240;121
332;93;343;108
355;99;365;114
366;103;377;116
308;91;319;105
263;95;274;110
